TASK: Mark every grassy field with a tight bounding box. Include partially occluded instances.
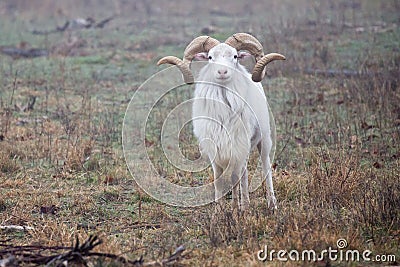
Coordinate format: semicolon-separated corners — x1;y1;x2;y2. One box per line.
1;0;399;266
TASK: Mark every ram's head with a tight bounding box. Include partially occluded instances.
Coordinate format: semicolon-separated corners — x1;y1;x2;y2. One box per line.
157;33;286;84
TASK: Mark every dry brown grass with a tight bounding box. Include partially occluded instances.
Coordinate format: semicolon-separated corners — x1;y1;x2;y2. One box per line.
1;0;399;266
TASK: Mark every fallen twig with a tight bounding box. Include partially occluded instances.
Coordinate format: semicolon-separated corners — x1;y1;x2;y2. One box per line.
131;221;162;230
31;21;70;35
31;16;114;35
0;47;48;58
0;225;34;231
143;245;186;266
0;235;186;266
95;17;114;28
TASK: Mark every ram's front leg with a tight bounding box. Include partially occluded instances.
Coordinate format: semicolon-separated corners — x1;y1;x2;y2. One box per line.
212;163;224;203
231;172;240;211
230;164;249;211
212;162;228;218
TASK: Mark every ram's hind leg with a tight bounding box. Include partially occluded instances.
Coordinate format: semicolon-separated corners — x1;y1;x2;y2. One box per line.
257;141;277;209
265;158;277;209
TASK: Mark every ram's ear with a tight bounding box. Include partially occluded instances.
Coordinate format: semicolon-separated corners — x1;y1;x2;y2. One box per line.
237;51;252;59
194;52;209;61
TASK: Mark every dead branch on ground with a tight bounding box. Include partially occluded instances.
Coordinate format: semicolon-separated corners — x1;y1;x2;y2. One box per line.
0;235;186;266
31;16;114;35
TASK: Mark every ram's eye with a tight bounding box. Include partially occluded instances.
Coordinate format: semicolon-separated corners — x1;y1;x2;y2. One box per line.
208;56;212;60
234;55;238;59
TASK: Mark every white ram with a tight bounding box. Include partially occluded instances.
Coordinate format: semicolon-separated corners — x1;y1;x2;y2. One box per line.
158;33;285;210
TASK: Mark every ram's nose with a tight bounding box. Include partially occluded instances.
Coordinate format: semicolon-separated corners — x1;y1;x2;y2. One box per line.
217;69;228;75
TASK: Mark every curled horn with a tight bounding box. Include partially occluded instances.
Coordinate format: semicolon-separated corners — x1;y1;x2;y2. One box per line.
157;56;194;84
157;36;220;84
225;33;285;82
225;33;264;61
252;53;286;82
183;36;220;63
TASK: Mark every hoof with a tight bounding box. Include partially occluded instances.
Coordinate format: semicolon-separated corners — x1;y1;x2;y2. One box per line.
267;196;277;210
